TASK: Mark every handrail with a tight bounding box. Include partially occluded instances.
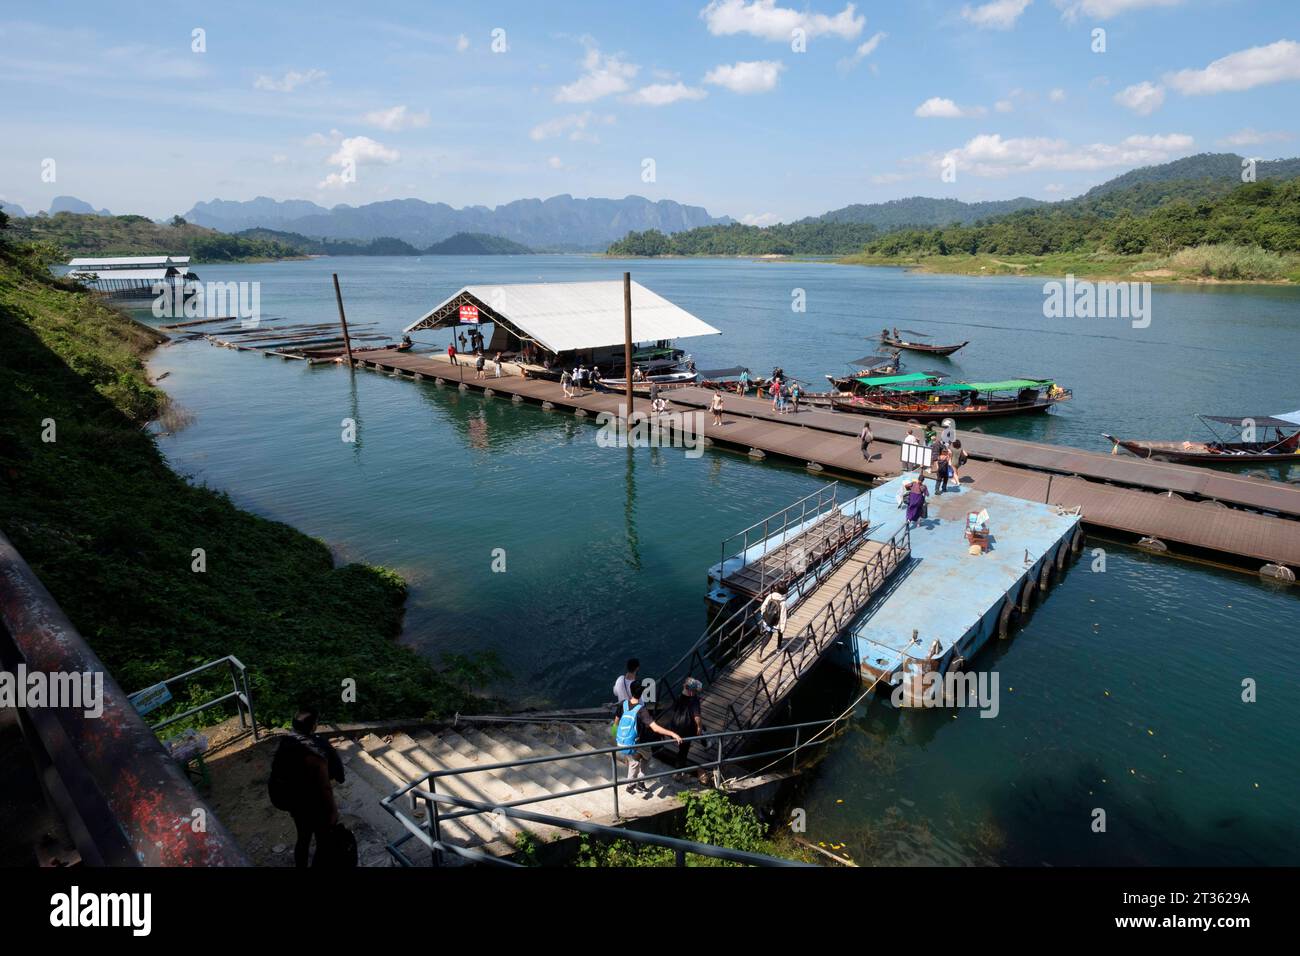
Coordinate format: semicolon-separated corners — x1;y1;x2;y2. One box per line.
394;790;811;867
0;529;248;866
379;713;854;853
718;482;840;586
657;508;875;709
128;654;258;741
720;524;911;736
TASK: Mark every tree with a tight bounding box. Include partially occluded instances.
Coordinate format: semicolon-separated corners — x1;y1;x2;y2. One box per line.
170;215;187;227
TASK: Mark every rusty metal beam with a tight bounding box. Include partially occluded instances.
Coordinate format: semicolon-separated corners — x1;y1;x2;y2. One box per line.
0;530;248;866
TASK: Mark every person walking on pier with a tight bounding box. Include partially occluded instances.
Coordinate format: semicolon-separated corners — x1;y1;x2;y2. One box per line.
493;351;503;378
710;391;724;426
948;439;964;484
790;381;802;414
935;447;951;494
561;368;573;398
447;342;458;366
739;368;750;395
618;680;681;798
475;351;486;380
770;377;781;413
905;477;929;529
758;585;788;658
859;422;873;461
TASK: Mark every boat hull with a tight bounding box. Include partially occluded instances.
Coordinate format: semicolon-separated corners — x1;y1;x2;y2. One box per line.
1103;434;1300;465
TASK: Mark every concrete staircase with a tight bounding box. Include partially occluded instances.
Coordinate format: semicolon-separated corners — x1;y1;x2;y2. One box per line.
327;718;700;865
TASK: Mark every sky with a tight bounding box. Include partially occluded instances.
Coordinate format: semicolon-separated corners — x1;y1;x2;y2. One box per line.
1;0;1298;222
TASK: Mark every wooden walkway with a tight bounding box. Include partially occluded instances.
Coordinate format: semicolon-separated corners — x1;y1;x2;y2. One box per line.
339;348;1300;571
721;510;860;598
699;533;908;749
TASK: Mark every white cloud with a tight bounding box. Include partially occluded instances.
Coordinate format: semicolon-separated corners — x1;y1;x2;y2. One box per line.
319;136;400;188
1048;87;1066;102
456;34;470;53
839;31;887;71
741;212;781;226
555;44;639;103
1044;183;1065;192
361;105;431;131
304;129;344;146
701;0;864;41
936;131;1194;177
915;96;987;118
704;60;786;94
624;82;708;106
1164;39;1300;95
253;68;326;92
529;111;615;142
1054;0;1184;20
960;0;1033;30
547;156;564;169
1113;81;1165;115
995;99;1014;112
1216;127;1294;147
871;172;909;185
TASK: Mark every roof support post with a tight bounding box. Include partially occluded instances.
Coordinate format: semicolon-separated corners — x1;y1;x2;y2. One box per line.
623;271;634;420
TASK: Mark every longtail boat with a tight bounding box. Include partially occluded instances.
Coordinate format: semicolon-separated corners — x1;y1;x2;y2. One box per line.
879;328;968;356
825;352;904;390
1103;413;1300;465
832;378;1070;421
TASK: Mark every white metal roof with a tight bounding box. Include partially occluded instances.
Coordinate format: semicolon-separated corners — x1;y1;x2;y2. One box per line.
67;256;190;268
69;268;188;281
405;280;721;353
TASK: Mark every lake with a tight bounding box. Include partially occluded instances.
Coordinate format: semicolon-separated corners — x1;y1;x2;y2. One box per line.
145;255;1300;865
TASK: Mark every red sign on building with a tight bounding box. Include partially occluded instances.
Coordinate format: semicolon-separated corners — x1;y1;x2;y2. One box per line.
458;304;480;324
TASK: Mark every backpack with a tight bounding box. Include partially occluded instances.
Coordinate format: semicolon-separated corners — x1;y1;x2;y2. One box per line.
762;598;781;626
615;700;644;755
268;739;302;811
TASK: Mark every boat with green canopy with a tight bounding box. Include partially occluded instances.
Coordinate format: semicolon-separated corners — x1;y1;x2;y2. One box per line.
831;377;1071;421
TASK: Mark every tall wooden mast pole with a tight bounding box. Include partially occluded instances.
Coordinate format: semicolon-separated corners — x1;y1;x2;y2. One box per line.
332;273;355;365
623;272;634;418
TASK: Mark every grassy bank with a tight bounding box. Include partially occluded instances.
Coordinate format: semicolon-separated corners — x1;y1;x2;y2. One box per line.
0;241;488;726
838;245;1300;283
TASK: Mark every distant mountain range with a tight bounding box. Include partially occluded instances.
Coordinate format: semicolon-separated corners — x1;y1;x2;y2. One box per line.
810;196;1046;229
182;194;729;252
235;228;533;256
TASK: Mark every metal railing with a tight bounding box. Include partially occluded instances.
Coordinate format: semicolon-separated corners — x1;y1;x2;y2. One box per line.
657;506;877;710
0;530;247;866
718;482;842;595
128;655;258;741
380;715;855;866
720;524;911;737
390;791;812;868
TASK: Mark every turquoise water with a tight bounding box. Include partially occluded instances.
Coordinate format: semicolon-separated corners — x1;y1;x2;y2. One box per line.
145;256;1300;865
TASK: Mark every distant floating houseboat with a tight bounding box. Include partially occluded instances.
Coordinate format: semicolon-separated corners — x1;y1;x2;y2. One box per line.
64;256;198;305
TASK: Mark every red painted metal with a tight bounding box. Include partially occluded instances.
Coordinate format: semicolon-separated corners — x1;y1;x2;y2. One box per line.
0;531;248;866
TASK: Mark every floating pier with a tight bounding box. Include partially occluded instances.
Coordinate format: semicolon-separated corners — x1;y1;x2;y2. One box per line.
332;347;1299;575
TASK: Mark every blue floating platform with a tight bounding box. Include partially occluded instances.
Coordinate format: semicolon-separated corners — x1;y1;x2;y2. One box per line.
706;474;1082;688
842;475;1081;685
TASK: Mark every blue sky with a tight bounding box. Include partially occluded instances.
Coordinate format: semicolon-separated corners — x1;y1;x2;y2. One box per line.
2;0;1298;221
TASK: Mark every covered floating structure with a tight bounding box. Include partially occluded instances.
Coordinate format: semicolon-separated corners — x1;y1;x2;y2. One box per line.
403;280;721;376
65;256;198;302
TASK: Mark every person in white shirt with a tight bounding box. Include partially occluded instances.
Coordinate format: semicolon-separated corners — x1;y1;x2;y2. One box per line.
612;658;640;714
757;586;788;657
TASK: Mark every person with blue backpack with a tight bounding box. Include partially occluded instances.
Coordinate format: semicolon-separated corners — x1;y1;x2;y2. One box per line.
616;680;682;798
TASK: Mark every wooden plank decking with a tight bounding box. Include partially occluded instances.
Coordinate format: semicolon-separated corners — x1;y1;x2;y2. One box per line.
335;348;1300;570
697;536;906;748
